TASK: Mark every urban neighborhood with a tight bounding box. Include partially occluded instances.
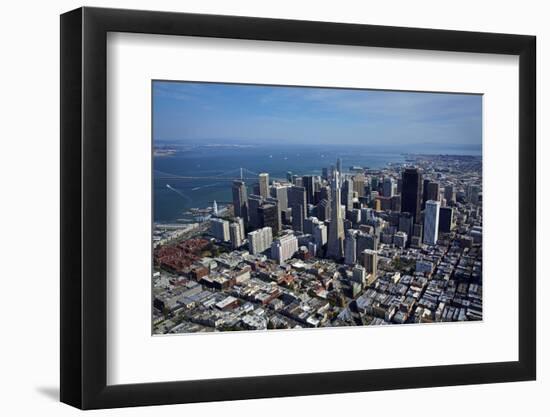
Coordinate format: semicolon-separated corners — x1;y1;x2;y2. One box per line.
153;153;482;334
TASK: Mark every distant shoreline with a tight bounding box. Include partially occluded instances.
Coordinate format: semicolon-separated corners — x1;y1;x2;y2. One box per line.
153;142;482;157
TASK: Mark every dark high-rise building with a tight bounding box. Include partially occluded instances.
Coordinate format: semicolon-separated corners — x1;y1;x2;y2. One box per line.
422;178;430;209
258;203;279;233
377;196;392;211
427;181;440;202
317;199;330;222
444;185;456;205
356;232;377;256
398;212;413;239
302;175;316;206
303;216;319;235
391;195;401;212
252;183;261;196
247;194;263;229
265;197;282;232
439;206;454;233
288;186;307;233
344;219;353;232
289;186;307;217
291;205;304;232
402;168;423;224
412;223;423;239
232;180;248;223
388;211;400;227
370;177;380;194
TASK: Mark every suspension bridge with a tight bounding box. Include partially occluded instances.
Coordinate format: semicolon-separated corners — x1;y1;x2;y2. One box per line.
155;167;283;182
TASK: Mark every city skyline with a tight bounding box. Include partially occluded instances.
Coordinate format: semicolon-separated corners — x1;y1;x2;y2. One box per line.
154;154;482;334
153;81;482;148
152;81;483;335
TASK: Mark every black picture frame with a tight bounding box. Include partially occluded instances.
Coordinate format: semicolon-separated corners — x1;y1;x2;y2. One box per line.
60;6;536;410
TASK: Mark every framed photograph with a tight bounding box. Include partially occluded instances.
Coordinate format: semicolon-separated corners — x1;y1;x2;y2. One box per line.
60;6;536;409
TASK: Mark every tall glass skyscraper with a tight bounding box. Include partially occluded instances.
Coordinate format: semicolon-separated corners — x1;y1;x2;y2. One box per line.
327;170;345;259
302;175;316;206
258;173;269;199
423;200;441;245
232;180;248;224
401;168;423;224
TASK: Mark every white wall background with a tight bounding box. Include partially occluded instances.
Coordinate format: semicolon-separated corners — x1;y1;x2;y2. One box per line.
0;0;546;415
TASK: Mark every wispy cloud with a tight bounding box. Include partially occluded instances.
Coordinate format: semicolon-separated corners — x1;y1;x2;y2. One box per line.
153;81;482;147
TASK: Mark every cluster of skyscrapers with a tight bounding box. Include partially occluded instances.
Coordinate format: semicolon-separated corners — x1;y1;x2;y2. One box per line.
221;159;464;269
154;153;482;334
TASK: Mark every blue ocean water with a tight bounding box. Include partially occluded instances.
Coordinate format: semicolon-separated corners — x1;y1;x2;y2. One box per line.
153;143;480;223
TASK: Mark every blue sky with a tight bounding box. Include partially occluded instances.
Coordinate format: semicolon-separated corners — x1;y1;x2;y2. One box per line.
153;81;482;147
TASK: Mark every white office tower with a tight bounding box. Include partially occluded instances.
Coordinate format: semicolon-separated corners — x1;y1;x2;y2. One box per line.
312;222;327;256
271;233;298;264
327;170;345;260
270;183;289;210
352;265;366;285
259;173;270;199
382;177;395;197
342;178;355;211
210;218;230;242
423;200;441;245
344;230;358;265
363;249;378;277
235;217;245;241
247;227;273;255
229;222;243;249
